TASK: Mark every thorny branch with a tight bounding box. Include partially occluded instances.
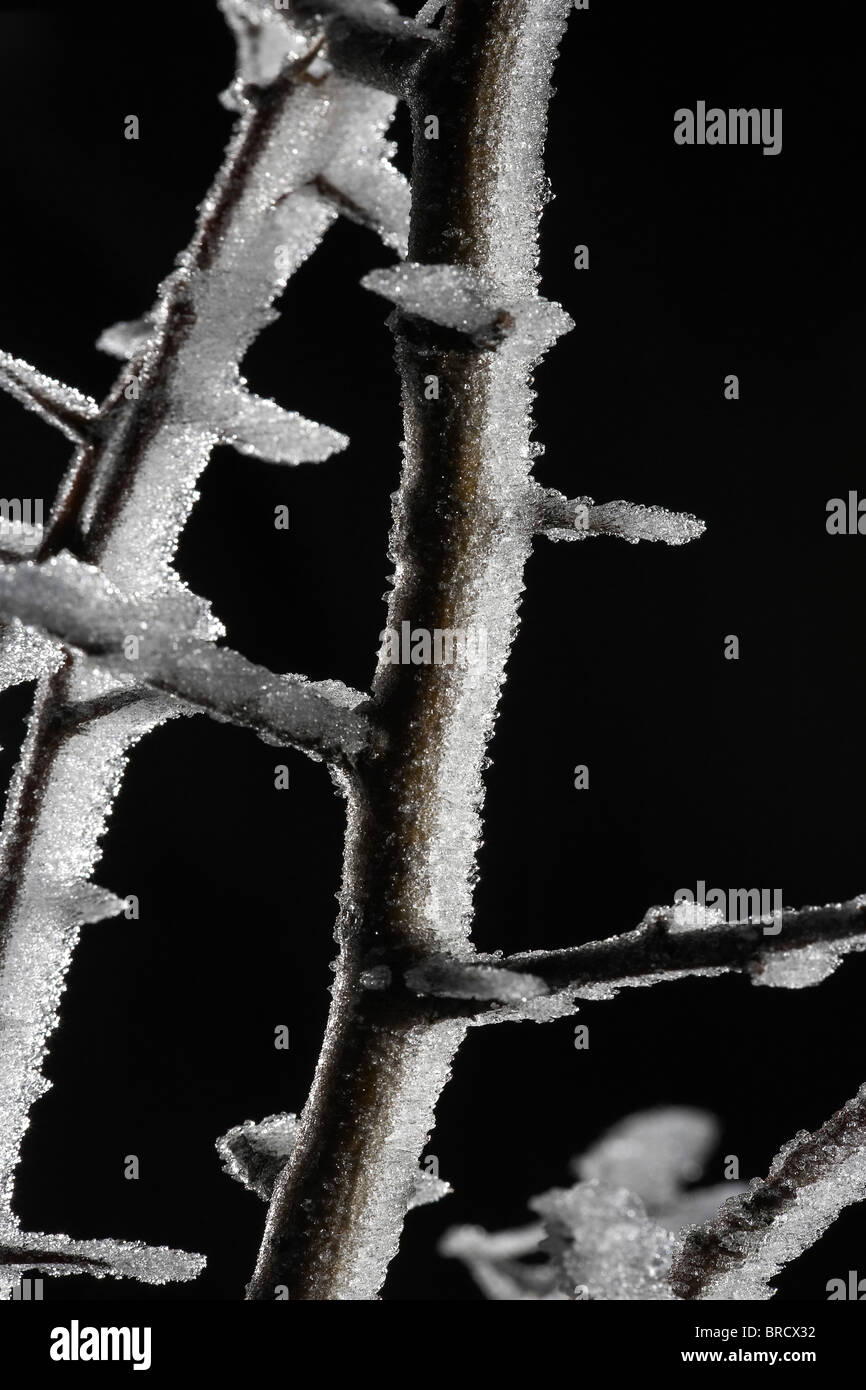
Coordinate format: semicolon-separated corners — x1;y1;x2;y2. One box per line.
0;0;407;1292
0;0;862;1302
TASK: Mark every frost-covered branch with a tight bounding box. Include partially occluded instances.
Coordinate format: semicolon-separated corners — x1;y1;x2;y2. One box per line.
504;895;866;998
124;642;374;764
0;350;99;444
532;484;706;545
45;30;406;583
0;0;407;1290
247;0;579;1302
448;1093;866;1300
670;1085;866;1300
0;557;376;764
0;1223;204;1299
6;0;829;1308
405;895;866;1013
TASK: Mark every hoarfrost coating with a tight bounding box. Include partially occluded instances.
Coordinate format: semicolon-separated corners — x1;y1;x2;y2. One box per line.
0;0;861;1301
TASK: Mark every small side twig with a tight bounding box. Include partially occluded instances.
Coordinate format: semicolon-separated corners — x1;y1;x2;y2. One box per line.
0;557;377;765
532;483;706;545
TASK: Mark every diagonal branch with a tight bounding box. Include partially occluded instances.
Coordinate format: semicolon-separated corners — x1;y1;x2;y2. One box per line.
0;350;99;444
0;556;376;764
669;1084;866;1300
43;44;393;583
0;3;405;1278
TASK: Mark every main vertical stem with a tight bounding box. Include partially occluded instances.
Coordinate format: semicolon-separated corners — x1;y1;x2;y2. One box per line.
247;0;572;1300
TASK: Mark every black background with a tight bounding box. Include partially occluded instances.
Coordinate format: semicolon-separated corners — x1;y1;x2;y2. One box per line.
0;0;863;1301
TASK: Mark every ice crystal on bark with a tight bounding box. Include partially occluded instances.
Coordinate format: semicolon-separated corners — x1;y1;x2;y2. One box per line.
217;1114;301;1201
213;387;348;464
750;939;856;989
217;1106;453;1210
95;315;155;362
533;486;706;545
669;900;727;932
363;263;571;348
0;621;60;690
582;500;706;546
409;1169;452;1210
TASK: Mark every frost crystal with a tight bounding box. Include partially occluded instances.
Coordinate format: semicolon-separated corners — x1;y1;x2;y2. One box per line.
363;263;572;350
669;899;727;933
0;619;61;690
408;1168;452;1210
317;84;410;255
586;500;706;545
533;487;706;546
217;1109;452;1208
750;940;853;989
95;315;155;362
415;0;446;24
217;1113;300;1200
214;387;348;464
